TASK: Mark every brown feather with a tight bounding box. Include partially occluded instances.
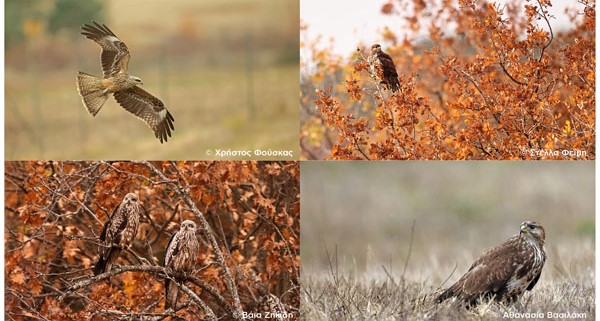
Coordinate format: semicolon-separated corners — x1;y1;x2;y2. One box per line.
93;193;142;275
113;87;175;144
79;22;175;143
368;44;400;92
76;72;109;116
164;220;199;310
437;221;546;306
81;21;130;77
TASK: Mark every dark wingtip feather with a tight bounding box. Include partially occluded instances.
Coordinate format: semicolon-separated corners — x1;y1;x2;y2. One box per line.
167;111;175;127
157;111;174;144
81;21;117;39
158;127;169;144
81;23;94;37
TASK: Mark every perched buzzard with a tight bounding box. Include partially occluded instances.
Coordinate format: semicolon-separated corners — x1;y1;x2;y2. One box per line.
367;44;400;92
436;221;546;306
77;21;175;143
93;193;142;275
164;220;200;310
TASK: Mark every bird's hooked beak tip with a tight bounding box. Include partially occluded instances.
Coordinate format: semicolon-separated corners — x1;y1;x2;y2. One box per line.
520;223;528;234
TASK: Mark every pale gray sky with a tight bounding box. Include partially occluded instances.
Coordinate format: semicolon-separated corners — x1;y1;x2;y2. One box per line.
301;0;587;57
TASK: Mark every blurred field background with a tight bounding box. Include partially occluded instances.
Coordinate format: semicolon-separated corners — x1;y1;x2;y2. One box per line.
5;0;299;160
301;161;594;320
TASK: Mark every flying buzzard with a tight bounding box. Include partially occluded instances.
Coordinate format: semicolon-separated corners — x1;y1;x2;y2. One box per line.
367;44;400;92
93;193;142;275
436;221;546;306
164;220;200;310
77;21;174;143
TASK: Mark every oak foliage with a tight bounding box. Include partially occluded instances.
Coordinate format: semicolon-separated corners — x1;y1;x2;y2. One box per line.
301;0;595;160
5;161;300;320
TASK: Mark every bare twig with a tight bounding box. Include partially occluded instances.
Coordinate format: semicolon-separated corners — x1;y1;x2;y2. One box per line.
61;264;219;319
140;161;245;320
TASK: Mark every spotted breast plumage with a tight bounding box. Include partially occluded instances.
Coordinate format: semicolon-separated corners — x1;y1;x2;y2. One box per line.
93;193;142;275
436;221;546;306
164;220;200;310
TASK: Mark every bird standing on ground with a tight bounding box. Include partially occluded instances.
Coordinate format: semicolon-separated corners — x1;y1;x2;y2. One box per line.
436;221;546;307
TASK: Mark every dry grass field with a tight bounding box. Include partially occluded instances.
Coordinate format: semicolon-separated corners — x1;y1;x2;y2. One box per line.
300;162;595;320
5;0;299;160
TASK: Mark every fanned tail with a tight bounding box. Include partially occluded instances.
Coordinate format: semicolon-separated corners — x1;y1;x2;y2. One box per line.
76;72;109;116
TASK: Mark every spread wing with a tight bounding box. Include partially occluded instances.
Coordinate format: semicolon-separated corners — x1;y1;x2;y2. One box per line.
113;86;175;143
81;21;130;77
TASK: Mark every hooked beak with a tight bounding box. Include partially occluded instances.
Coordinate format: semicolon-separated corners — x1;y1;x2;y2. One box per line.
520;222;528;235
